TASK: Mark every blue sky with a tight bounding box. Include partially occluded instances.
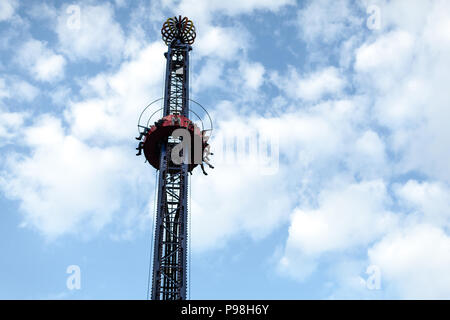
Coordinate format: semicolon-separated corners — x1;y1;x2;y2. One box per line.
1;0;450;299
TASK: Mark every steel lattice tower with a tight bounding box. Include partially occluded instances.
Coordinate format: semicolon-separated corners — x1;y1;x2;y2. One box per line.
135;16;212;300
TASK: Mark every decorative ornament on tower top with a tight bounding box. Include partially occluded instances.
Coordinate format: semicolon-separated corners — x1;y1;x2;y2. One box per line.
161;15;196;46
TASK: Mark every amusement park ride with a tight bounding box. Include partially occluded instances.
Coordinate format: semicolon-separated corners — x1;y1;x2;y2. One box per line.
135;16;213;300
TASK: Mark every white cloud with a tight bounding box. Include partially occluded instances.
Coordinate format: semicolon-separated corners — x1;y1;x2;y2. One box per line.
0;39;167;239
170;93;370;252
206;0;294;15
185;102;298;251
191;163;293;252
0;111;28;146
369;224;450;299
360;0;433;35
0;0;18;21
16;40;66;82
0;77;38;102
0;115;149;239
347;130;388;179
239;61;265;90
274;0;450;297
297;0;362;44
355;30;415;91
195;25;248;61
11;80;39;102
355;131;385;162
192;59;225;93
114;0;127;8
65;41;166;143
395;180;450;229
26;2;57;21
354;1;450;183
162;0;291;62
214;97;366;172
271;66;346;102
279;180;397;280
170;0;294;25
297;67;346;101
56;3;126;62
233;97;372;186
260;1;450;301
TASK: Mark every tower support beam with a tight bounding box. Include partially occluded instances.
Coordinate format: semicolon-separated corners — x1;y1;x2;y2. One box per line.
151;30;191;301
136;16;209;300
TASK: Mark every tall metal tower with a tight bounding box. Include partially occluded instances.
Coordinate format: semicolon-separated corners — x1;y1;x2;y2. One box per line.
135;16;213;300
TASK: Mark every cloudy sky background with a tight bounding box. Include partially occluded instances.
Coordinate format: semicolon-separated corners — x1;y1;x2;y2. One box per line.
1;0;450;299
